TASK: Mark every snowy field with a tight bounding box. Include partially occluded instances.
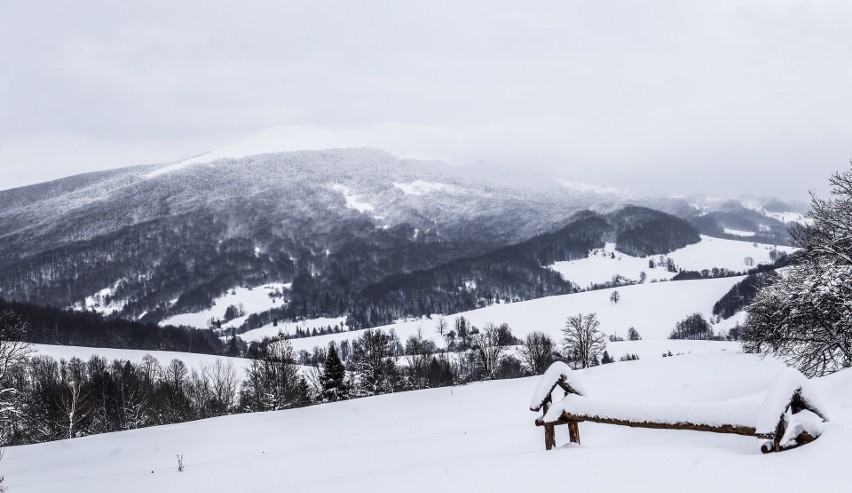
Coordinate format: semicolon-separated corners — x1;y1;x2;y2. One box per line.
3;352;848;493
29;344;253;375
276;276;746;354
160;283;290;330
238;316;348;343
548;235;795;289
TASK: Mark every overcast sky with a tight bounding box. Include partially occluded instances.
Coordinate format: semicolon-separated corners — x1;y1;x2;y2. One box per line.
1;1;850;200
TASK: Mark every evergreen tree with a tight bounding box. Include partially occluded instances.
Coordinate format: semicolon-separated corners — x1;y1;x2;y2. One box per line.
320;345;349;402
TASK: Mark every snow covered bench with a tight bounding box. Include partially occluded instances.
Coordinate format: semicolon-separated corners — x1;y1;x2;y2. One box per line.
530;362;828;453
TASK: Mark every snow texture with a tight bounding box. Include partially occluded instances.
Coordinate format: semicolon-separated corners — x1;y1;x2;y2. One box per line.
548;235;795;289
393;180;457;195
723;228;756;237
755;367;829;435
3;353;849;493
160;283;290;329
281;276;747;355
543;392;762;429
329;183;375;213
529;361;587;411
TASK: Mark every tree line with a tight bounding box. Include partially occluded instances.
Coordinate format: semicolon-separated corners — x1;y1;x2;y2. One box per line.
1;310;645;449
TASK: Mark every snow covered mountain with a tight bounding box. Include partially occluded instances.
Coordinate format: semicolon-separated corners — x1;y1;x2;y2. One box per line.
0;141;805;329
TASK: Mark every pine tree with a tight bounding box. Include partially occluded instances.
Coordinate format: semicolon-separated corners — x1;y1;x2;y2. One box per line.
320;345;349;402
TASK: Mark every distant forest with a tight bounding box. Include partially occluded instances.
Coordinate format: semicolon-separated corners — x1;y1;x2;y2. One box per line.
0;299;229;355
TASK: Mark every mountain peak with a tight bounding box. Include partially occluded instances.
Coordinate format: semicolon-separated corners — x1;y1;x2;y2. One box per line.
146;125;399;178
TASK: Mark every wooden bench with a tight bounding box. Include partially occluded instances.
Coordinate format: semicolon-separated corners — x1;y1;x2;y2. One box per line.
530;361;828;453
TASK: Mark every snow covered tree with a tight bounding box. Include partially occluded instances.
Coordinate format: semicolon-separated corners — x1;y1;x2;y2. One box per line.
1;310;31;464
743;263;852;376
403;329;436;390
241;338;309;411
562;313;606;369
352;330;400;395
600;351;614;364
744;163;852;376
320;345;349;402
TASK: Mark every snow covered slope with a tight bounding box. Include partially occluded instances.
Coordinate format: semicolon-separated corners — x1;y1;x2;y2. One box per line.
242;276;745;355
160;283;290;329
29;344;252;375
3;352;848;493
548;235;795;289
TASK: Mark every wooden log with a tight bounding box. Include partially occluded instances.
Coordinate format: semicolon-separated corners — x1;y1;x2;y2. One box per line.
562;412;768;438
544;423;556;450
568;420;581;445
772;413;787;453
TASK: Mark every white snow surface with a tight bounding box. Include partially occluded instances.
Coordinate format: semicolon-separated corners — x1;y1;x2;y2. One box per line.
329;183;375;213
29;344;252;375
755;367;829;435
239;316;348;343
724;227;756;237
554;178;629;196
548;236;795;289
540;365;828;437
282;276;747;354
543;391;763;429
529;361;587;411
4;352;849;493
393;180;457;195
73;281;128;316
160;283;290;329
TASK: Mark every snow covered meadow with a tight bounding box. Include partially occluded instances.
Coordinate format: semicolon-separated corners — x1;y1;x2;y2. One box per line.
548;235;794;288
282;276;747;354
3;352;849;493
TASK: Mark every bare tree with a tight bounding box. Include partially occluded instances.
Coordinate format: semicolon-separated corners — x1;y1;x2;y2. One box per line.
562;313;606;369
59;380;89;439
470;324;507;379
1;310;32;481
404;329;435;390
435;316;448;338
203;359;238;414
519;332;557;375
609;291;621;303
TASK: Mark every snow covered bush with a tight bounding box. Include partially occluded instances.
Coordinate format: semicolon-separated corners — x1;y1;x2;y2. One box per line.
743;263;852;376
744;163;852;376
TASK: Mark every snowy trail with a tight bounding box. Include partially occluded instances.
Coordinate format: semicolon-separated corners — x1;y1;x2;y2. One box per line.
3;352;848;493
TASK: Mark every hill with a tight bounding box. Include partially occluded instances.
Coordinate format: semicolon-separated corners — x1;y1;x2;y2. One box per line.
2;352;848;493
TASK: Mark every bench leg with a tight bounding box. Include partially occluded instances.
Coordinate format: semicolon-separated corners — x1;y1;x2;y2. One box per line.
545;424;556;450
568;420;581;445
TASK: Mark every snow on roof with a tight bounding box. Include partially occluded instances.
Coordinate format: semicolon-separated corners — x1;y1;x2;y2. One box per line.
529;361;587;411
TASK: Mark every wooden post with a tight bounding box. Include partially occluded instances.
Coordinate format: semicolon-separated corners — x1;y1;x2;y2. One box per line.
544;423;556;450
568;420;581;445
772;413;787;453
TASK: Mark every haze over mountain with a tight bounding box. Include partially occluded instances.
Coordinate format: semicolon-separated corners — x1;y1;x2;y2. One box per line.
0;140;805;331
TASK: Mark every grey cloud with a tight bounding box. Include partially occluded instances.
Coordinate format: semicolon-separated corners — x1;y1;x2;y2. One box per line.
1;0;850;199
